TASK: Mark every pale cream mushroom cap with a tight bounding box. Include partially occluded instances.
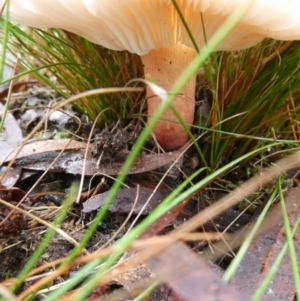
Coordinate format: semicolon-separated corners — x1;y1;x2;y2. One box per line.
5;0;300;54
4;0;300;150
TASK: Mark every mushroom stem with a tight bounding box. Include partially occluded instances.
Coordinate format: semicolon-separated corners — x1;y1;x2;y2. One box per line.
141;44;197;151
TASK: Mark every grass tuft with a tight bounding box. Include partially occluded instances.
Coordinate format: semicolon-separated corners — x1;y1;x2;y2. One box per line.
199;40;300;168
1;22;144;123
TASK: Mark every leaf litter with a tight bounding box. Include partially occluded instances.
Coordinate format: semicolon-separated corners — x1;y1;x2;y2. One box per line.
1;78;300;300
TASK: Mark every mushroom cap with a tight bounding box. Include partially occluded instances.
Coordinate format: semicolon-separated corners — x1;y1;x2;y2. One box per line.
5;0;300;55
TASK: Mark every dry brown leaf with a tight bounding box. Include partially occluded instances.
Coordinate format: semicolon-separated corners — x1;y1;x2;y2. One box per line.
230;187;300;301
83;187;169;215
1;139;90;163
11;149;181;176
150;241;250;301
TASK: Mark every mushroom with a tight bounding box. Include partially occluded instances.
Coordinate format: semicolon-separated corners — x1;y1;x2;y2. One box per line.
4;1;300;150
